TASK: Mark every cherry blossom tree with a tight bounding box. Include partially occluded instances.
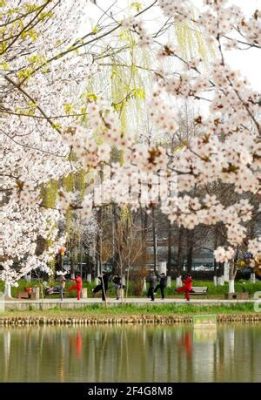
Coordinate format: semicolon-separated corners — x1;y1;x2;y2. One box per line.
0;0;162;293
1;0;260;296
0;0;93;294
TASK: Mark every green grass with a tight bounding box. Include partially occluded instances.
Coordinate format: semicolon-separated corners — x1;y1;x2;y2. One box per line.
1;302;258;318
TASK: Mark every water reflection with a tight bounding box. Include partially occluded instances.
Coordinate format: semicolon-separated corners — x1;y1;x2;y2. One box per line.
0;324;260;382
179;331;193;359
70;331;83;359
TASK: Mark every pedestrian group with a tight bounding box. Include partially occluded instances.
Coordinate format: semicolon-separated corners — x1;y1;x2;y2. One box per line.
57;270;193;302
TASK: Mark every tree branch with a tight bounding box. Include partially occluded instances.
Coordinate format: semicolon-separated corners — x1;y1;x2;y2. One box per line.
4;74;62;134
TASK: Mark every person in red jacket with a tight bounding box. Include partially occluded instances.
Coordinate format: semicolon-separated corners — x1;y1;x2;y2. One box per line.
69;273;82;300
176;274;193;301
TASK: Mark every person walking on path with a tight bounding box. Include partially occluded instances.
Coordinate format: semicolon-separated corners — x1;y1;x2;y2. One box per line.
112;274;122;300
92;271;110;301
175;273;193;301
59;274;66;301
69;273;82;300
147;271;157;301
154;272;167;299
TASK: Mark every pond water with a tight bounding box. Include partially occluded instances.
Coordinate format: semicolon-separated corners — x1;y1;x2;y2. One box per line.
0;323;260;382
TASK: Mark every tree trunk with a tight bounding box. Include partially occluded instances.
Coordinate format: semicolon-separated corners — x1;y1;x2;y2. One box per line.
213;260;217;284
217;276;224;286
4;283;12;299
176;276;182;288
223;262;230;283
229;279;235;294
112;204;117;274
96;208;102;276
143;277;147;292
213;225;218;279
229;260;237;294
177;226;184;276
167;220;172;275
218;262;224;278
141;209;148;268
186;229;194;273
152;207;157;273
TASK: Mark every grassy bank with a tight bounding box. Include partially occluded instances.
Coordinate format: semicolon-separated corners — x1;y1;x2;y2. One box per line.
1;305;261;325
0;302;260;317
1;304;261;325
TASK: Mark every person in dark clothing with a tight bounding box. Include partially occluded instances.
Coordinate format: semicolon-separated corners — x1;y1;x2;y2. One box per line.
112;274;122;300
154;272;167;299
147;271;157;301
92;271;110;301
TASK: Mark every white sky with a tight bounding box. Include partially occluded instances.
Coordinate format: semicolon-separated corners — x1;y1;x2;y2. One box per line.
85;0;260;91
